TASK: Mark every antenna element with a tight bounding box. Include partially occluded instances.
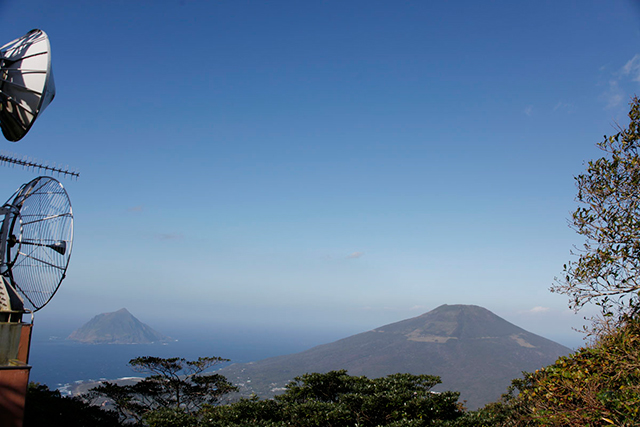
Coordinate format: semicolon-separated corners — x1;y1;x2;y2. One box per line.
0;152;79;178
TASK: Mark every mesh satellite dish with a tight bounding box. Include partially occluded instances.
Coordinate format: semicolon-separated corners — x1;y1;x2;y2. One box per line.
0;176;73;313
0;29;56;142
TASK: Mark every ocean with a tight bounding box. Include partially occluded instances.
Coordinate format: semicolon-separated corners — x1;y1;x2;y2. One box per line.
27;326;342;393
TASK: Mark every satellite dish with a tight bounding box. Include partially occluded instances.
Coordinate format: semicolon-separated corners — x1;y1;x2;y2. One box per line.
0;176;73;312
0;29;56;142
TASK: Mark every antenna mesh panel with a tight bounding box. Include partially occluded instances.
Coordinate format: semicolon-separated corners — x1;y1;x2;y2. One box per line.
6;176;73;311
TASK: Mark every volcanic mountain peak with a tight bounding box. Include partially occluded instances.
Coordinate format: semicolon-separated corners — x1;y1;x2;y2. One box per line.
374;304;535;344
218;304;571;409
67;308;171;344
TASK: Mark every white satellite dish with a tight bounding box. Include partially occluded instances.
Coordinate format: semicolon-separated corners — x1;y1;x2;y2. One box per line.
0;29;56;142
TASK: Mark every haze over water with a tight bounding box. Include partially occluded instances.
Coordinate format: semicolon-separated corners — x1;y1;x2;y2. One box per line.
28;321;351;389
1;0;631;363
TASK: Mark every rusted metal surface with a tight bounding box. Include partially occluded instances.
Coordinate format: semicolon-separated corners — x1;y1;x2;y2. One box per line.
0;362;31;427
17;324;32;364
0;320;33;427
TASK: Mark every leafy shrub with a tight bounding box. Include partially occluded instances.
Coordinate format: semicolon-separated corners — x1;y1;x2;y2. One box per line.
198;370;464;427
500;316;640;426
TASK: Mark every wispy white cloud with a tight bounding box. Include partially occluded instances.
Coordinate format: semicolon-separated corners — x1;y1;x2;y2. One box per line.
524;105;533;116
527;306;550;314
346;251;364;259
553;101;574;113
604;79;625;108
621;54;640;82
602;54;640;108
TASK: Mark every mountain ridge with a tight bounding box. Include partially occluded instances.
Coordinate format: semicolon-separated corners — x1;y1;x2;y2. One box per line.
218;304;571;409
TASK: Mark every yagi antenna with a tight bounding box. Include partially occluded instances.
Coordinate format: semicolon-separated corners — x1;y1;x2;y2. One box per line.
0;151;79;179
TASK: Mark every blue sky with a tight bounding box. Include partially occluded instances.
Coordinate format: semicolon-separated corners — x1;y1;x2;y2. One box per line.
1;0;640;349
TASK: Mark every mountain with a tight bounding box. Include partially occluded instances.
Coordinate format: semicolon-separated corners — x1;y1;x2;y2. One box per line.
218;304;571;409
67;308;172;344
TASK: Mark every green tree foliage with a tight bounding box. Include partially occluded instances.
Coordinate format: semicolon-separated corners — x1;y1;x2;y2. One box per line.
143;408;199;427
489;315;640;426
90;356;237;425
438;402;513;427
200;396;283;426
552;96;640;328
196;370;464;427
24;383;121;427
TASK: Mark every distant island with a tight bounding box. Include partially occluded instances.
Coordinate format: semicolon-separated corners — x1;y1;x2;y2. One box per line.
67;308;172;344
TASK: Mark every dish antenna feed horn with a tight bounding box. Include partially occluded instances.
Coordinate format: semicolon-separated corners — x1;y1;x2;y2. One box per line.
0;176;74;317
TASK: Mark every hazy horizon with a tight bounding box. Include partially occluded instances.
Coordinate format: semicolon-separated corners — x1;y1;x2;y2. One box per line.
0;0;634;355
31;303;590;351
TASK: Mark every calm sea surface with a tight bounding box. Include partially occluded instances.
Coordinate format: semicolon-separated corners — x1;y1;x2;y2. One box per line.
28;328;336;390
